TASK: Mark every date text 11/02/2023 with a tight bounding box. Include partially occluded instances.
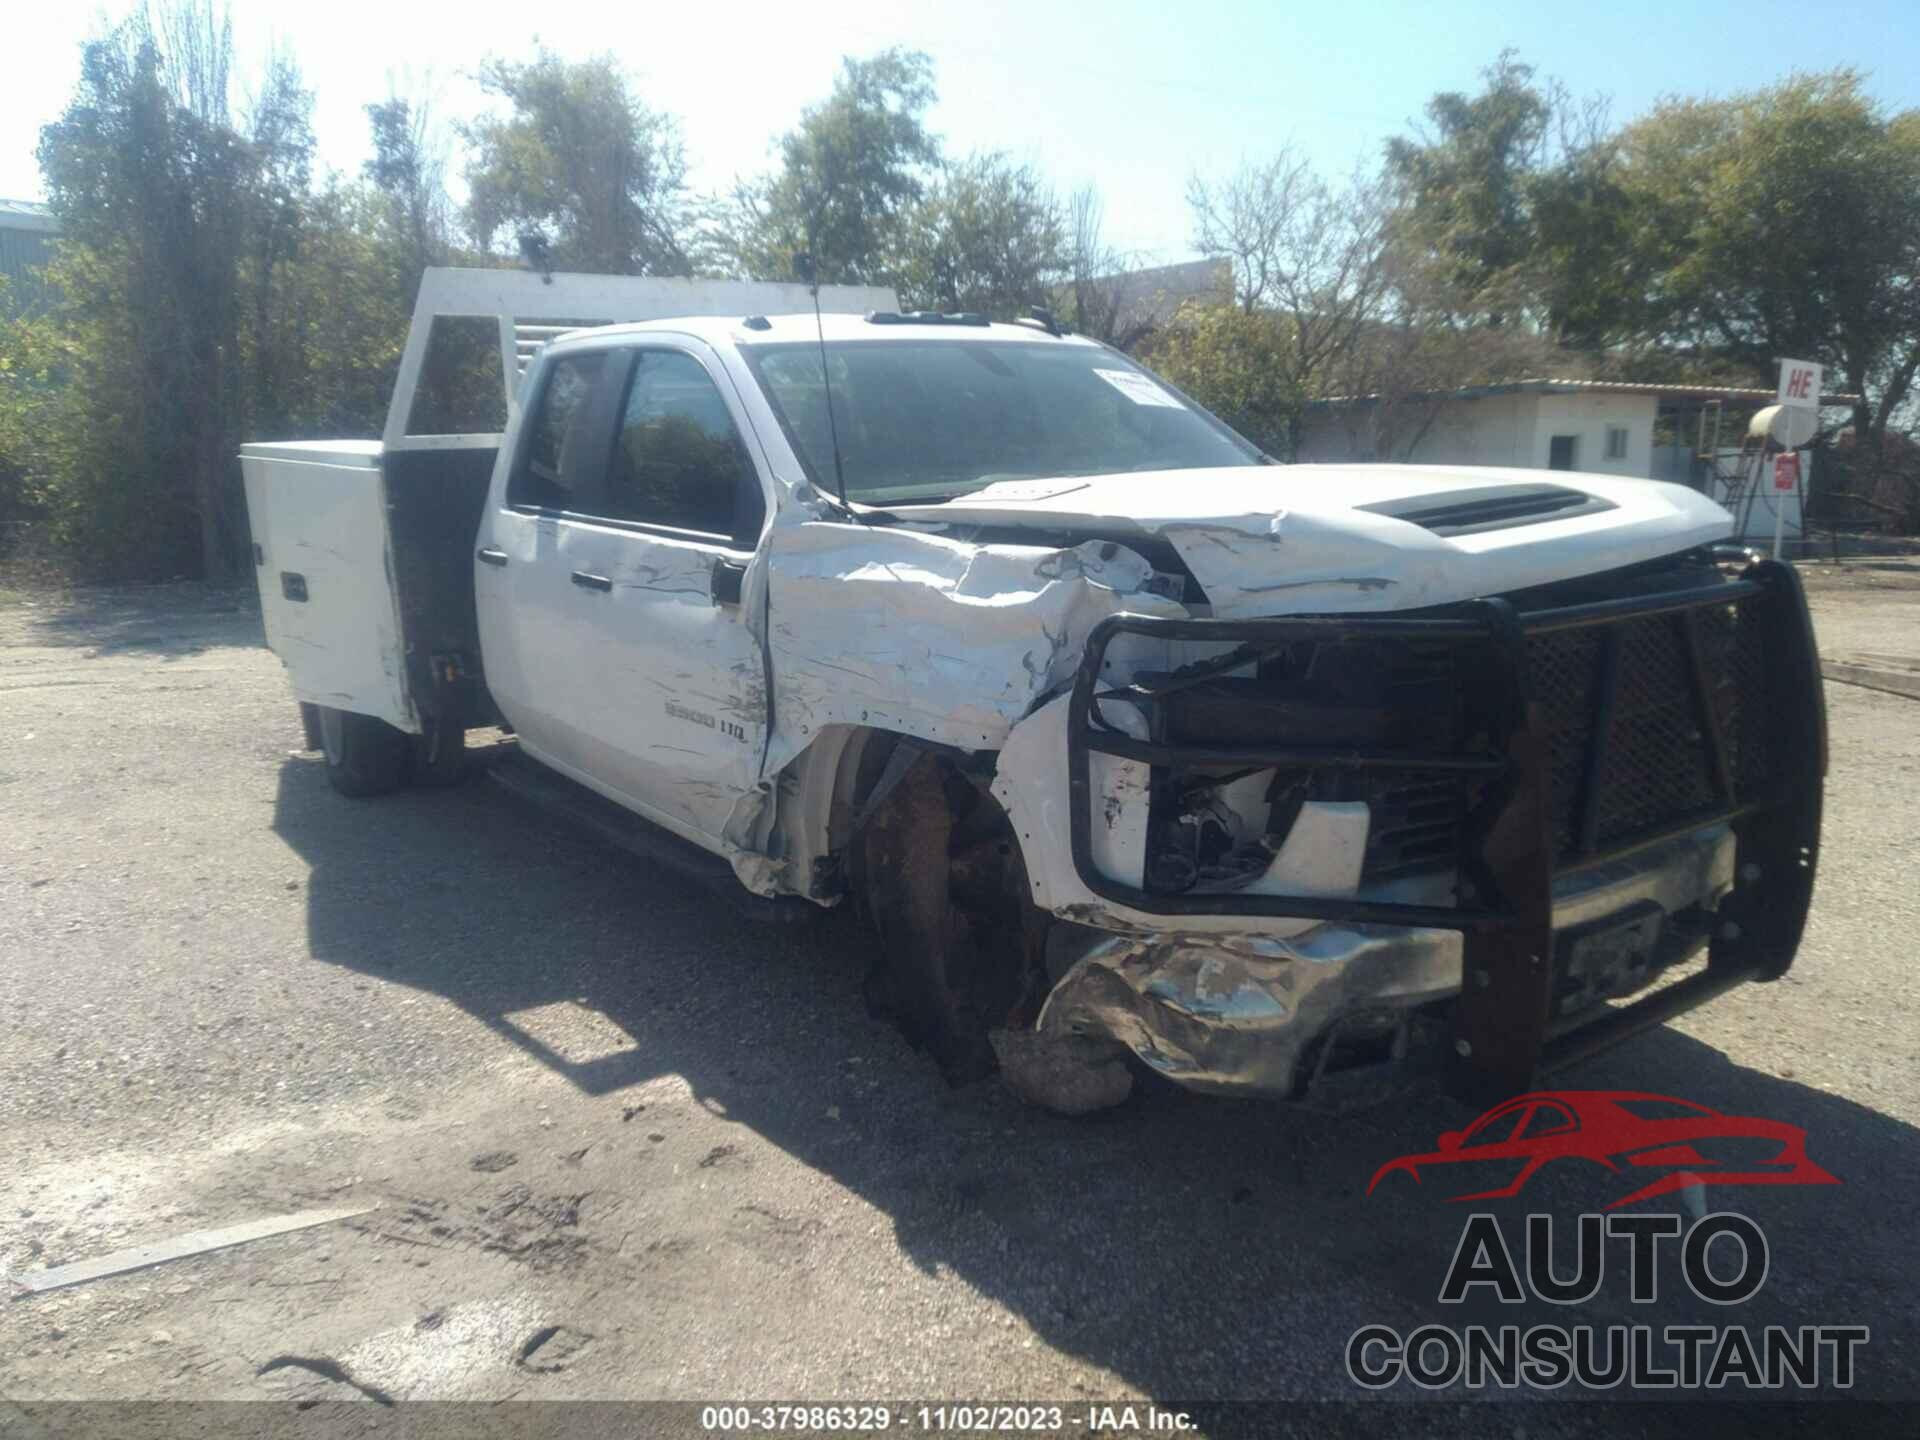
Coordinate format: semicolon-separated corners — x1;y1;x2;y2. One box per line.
698;1405;1198;1433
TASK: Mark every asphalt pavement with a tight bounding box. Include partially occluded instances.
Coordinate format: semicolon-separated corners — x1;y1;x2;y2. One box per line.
2;561;1916;1421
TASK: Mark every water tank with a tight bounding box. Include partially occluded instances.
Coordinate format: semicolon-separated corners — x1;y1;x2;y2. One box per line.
1748;403;1818;449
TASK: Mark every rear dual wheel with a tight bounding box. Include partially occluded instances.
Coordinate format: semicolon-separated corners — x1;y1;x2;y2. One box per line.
315;704;410;797
308;704;464;797
409;717;469;788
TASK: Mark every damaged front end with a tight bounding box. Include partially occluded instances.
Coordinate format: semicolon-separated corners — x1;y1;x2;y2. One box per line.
995;558;1825;1107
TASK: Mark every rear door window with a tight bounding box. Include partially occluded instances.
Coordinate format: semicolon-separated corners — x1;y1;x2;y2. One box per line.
510;352;610;511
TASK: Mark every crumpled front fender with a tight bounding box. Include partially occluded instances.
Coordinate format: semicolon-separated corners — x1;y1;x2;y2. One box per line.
991;692;1373;938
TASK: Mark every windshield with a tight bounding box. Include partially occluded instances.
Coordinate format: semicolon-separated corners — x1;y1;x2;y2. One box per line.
740;339;1264;505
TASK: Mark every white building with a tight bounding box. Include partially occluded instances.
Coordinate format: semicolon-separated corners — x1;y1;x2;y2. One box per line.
1298;377;1858;477
1305;381;1654;475
0;197;58;316
1296;377;1860;542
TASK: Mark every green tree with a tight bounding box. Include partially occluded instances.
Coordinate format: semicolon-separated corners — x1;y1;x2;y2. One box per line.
259;180;414;437
1613;71;1920;449
464;50;690;275
1141;304;1299;457
889;153;1065;315
1523;138;1645;351
718;48;940;284
1056;187;1149;347
1385;51;1555;326
1187;151;1317;314
23;3;430;579
0;279;53;542
1187;152;1398;430
0;294;83;560
241;52;319;446
34;5;319;579
364;90;452;296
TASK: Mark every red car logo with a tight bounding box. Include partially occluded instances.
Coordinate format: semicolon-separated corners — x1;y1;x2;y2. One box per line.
1368;1091;1839;1210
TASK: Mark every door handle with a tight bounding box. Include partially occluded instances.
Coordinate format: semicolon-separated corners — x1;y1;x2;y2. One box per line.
711;558;747;606
570;570;613;592
477;547;508;567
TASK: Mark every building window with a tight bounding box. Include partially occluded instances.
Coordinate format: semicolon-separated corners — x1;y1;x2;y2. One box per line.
1605;425;1629;461
1548;435;1578;470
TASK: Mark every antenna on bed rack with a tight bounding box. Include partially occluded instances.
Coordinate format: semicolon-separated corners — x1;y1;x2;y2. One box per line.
795;250;854;519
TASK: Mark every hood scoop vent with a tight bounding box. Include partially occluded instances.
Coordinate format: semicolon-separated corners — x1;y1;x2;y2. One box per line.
1360;483;1614;537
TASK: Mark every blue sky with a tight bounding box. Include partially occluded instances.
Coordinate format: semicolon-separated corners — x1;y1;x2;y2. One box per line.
6;0;1919;263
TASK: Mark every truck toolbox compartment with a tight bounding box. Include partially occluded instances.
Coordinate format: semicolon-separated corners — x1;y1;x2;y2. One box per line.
241;440;416;731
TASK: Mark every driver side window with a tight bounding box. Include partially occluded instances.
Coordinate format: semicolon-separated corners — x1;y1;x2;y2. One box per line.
603;350;762;545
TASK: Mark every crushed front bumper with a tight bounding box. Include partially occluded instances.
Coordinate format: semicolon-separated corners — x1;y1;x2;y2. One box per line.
1040;822;1737;1100
1047;560;1825;1104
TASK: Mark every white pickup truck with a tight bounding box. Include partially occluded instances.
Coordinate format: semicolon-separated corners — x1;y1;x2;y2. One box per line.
243;268;1825;1111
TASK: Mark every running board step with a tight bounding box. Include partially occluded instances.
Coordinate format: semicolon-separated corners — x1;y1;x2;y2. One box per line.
486;752;814;927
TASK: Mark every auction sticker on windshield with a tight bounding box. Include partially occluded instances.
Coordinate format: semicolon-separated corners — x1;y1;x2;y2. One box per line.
1094;368;1184;407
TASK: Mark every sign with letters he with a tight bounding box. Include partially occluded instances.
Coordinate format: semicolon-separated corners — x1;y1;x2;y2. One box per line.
1777;359;1821;410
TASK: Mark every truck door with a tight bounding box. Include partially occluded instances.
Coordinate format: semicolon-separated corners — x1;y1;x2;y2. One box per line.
476;340;771;846
475;347;618;783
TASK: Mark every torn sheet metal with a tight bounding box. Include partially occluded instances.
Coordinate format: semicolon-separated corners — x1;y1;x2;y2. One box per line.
11;1204;378;1295
991;693;1376;938
726;522;1183;898
707;456;1733;907
1037;924;1463;1097
1029;823;1739;1098
759;521;1182;778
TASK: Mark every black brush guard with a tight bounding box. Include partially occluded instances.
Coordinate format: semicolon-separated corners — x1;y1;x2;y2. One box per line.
1066;560;1825;1105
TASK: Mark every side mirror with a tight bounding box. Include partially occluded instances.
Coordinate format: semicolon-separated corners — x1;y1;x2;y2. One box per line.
1438;1130;1463;1153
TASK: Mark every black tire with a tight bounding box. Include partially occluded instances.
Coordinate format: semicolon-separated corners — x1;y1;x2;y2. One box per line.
316;705;412;798
855;752;1037;1084
297;701;324;752
410;719;468;787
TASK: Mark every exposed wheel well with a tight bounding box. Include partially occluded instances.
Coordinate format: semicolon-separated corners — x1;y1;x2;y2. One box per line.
767;724;982;903
767;725;1045;1079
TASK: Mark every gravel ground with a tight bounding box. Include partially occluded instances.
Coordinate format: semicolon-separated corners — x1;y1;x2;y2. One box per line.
2;562;1917;1420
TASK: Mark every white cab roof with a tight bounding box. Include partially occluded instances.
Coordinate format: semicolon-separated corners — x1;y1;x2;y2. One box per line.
546;311;1106;353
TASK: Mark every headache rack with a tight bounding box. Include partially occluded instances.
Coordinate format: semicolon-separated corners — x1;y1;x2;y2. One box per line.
1066;559;1826;1103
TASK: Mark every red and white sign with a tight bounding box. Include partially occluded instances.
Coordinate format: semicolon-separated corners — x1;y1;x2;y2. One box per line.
1775;452;1801;491
1778;359;1822;410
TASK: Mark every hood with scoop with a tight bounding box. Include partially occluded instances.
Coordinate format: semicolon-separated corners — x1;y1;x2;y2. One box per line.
876;463;1733;617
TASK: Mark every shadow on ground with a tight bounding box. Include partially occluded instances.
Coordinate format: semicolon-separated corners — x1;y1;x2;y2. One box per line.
12;582;262;658
271;744;1919;1406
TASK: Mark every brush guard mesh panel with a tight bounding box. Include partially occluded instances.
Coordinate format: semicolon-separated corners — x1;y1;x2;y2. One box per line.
1064;561;1825;1103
